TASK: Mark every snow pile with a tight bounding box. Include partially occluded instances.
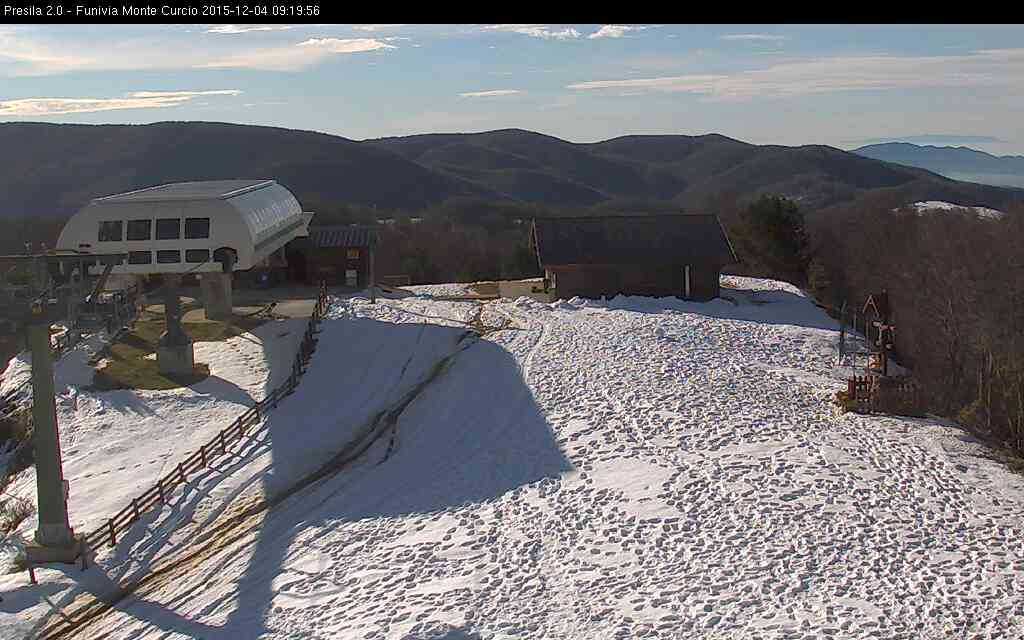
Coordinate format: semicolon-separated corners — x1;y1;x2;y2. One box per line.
405;283;476;298
1;332;110;418
3;280;1024;639
911;201;1006;220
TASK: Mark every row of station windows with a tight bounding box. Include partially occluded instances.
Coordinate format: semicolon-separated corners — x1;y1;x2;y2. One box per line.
125;249;211;265
98;218;211;242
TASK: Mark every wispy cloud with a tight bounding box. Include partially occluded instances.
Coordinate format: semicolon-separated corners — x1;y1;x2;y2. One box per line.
568;48;1024;100
206;24;296;34
481;25;581;40
0;90;241;116
0;28;395;75
850;134;1009;146
351;24;408;32
720;34;787;42
459;89;522;98
297;37;395;53
588;25;646;39
201;38;395;70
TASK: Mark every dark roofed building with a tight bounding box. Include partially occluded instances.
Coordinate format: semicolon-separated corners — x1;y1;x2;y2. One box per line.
287;225;378;288
531;214;737;301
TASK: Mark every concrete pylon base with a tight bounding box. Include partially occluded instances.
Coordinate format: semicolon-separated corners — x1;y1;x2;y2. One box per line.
157;341;195;375
25;538;81;565
201;272;234;321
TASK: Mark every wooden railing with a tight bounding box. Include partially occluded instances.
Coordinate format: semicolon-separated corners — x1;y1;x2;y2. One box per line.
846;374;921;416
83;282;329;551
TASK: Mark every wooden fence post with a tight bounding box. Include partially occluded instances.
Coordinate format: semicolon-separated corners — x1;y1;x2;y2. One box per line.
108;519;117;547
178;463;186;485
200;445;208;467
219;429;227;454
158;480;165;503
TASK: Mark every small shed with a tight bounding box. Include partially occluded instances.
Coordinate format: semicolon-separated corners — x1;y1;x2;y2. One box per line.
287;225;377;288
531;214;737;301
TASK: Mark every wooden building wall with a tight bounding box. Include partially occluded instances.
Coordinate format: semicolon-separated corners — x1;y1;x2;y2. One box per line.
296;246;372;287
546;263;722;301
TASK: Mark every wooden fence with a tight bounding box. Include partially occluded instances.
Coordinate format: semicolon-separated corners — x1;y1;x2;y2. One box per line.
846;374;922;416
83;282;329;551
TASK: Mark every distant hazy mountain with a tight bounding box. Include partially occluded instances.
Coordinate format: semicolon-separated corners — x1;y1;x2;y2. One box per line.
0;122;1020;230
853;142;1024;188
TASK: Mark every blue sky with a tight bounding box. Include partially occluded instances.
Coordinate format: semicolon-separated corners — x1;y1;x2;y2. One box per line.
2;23;1023;154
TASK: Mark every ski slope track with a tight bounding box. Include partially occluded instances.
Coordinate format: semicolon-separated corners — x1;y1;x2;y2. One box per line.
2;277;1024;639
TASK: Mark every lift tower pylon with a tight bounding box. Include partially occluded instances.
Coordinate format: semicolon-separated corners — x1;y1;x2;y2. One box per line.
1;251;126;564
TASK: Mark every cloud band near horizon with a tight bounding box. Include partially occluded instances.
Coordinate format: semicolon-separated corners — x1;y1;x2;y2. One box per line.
0;90;242;116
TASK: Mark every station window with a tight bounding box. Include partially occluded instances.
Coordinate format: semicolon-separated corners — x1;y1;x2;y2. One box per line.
128;251;152;265
98;220;123;242
185;249;209;264
184;218;210;239
126;219;152;241
156;250;181;264
155;218;181;240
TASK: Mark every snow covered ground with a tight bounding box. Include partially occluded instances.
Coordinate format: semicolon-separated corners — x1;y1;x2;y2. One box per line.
3;278;1024;639
911;201;1006;220
0;317;306;549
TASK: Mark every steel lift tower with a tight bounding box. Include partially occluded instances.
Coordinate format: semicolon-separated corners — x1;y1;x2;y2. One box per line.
1;251;125;563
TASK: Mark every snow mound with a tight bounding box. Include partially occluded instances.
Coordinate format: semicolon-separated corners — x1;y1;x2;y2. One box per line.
406;283;475;297
911;200;1005;220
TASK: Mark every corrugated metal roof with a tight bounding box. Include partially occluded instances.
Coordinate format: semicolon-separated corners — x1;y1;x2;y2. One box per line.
532;214;737;266
95;180;274;203
299;225;378;248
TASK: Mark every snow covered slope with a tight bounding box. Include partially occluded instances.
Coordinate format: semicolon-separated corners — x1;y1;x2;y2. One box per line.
911;200;1006;220
4;279;1024;639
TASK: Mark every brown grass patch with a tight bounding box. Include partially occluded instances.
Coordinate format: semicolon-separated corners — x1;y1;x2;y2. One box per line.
90;316;266;391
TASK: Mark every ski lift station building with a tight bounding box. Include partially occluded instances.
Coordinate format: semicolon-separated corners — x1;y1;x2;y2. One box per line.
56;179;314;318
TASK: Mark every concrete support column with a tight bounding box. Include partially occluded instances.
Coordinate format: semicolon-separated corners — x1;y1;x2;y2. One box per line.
26;310;80;562
157;275;195;375
200;272;233;321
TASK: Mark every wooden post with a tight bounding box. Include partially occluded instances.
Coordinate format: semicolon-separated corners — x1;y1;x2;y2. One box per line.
200;445;208;467
158;480;165;503
369;246;377;304
132;498;140;520
219;429;227;454
108;519;117;546
28;561;37;585
177;463;186;484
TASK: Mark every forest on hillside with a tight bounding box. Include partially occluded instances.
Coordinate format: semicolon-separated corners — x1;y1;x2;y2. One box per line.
726;194;1024;464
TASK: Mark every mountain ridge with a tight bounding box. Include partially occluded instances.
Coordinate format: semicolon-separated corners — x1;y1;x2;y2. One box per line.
1;122;1020;228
